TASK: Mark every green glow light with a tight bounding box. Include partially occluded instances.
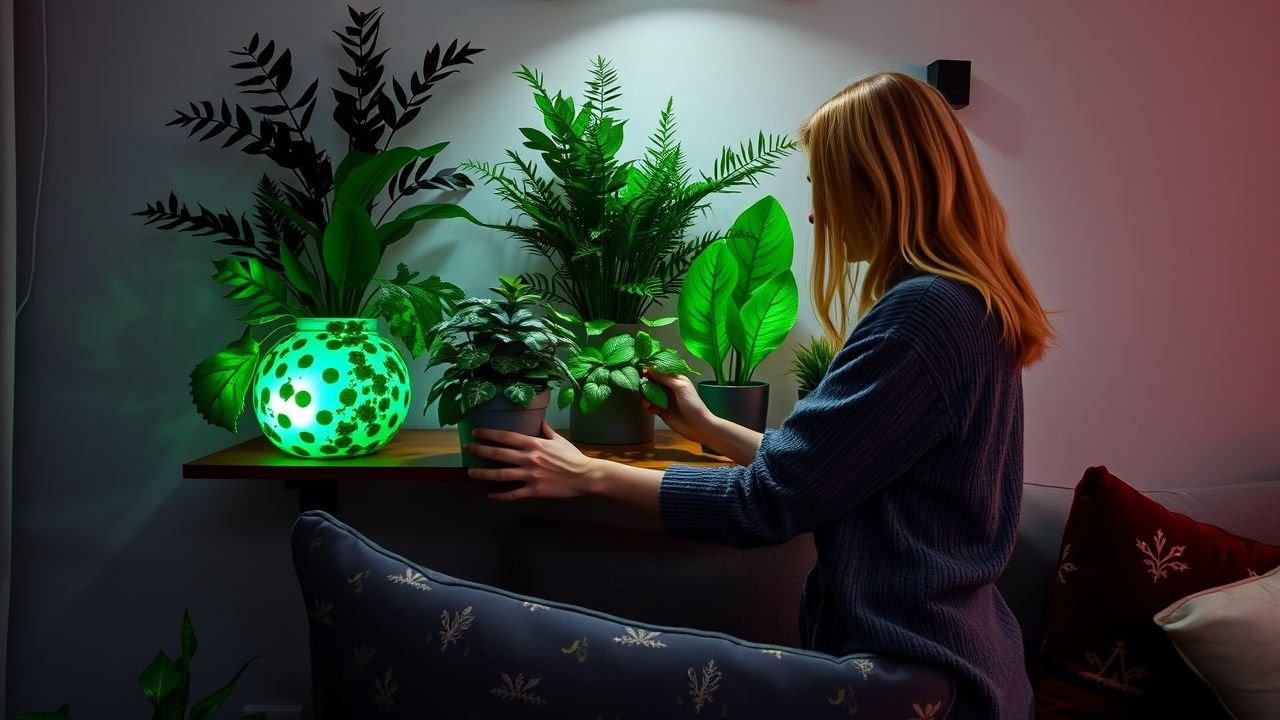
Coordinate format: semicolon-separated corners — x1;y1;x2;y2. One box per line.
252;318;410;458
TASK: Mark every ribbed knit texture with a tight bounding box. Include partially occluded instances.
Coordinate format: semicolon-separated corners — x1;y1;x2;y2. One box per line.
661;274;1033;720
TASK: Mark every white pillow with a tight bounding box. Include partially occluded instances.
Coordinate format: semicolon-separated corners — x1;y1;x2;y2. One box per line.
1154;564;1280;720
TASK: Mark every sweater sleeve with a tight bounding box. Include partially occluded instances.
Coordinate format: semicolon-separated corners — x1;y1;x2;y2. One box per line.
660;332;955;548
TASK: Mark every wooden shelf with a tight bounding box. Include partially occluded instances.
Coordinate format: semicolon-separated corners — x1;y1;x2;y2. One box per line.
183;429;729;485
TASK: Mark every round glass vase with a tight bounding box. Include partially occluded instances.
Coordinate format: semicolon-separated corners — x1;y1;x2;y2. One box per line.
252;318;411;459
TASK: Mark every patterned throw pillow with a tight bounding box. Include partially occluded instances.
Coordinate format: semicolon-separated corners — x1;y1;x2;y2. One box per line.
292;511;956;719
1154;563;1280;720
1033;467;1280;718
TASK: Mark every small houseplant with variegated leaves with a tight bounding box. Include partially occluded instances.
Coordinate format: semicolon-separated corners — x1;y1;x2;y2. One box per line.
789;336;837;400
134;6;484;458
424;277;578;467
679;195;799;447
14;610;264;720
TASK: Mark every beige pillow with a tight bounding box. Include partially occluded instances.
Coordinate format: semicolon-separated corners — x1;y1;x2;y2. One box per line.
1154;564;1280;720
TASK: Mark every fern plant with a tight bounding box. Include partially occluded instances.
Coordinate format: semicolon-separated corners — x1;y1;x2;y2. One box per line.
134;6;484;432
464;56;797;325
789;336;838;394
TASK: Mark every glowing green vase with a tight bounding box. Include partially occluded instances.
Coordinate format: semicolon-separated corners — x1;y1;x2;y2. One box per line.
252;318;410;458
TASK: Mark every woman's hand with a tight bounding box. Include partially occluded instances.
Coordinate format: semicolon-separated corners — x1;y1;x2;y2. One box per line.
641;370;719;445
466;422;601;500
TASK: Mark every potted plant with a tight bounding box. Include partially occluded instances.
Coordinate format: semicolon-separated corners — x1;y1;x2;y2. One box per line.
462;56;796;443
678;195;799;453
789;336;838;400
424;277;578;468
135;7;483;458
555;328;696;446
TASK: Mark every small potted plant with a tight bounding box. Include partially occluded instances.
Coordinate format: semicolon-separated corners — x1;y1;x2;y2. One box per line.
135;7;483;458
789;336;837;400
556;329;696;446
678;195;799;451
425;277;578;468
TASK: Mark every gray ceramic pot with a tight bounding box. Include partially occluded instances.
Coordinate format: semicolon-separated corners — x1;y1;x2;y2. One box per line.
457;390;550;468
568;323;655;446
697;381;769;455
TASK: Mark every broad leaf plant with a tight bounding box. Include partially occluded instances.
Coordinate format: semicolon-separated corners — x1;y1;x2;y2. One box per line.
135;7;484;432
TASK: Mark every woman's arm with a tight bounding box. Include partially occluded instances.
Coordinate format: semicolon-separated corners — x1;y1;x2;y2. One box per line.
466;423;665;517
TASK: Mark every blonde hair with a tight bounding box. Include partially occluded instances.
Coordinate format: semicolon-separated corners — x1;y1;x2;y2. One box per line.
799;72;1054;368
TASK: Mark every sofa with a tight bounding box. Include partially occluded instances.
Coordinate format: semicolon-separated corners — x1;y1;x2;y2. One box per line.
292;472;1280;719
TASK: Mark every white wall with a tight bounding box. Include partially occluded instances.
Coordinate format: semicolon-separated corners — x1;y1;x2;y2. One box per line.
11;0;1279;714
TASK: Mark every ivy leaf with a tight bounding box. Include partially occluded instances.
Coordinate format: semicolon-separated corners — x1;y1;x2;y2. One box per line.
374;267;462;358
460;380;497;412
557;385;576;410
567;357;594;380
491;355;524;374
602;335;636;366
189;330;259;432
609;366;641;392
212;256;293;325
641;379;669;409
503;382;536;407
647;349;693;376
587;367;611;386
581;382;611;414
456;349;490;370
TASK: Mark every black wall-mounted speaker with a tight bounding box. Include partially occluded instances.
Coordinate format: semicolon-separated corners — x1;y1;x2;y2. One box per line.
927;59;971;109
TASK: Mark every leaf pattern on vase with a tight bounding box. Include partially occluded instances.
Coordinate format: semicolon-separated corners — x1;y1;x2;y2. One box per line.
853;658;874;680
489;672;546;705
613;627;667;648
347;570;370;594
908;701;943;719
310;597;335;627
387;567;431;591
760;649;783;659
310;533;324;552
1057;544;1078;584
374;667;398;710
687;660;721;714
1247;568;1259;578
827;684;857;715
562;637;590;663
522;601;550;612
1136;529;1190;583
1079;640;1148;695
439;606;475;653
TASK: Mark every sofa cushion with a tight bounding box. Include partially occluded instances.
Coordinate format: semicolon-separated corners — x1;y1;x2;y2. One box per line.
1033;467;1280;719
292;510;957;719
1154;563;1280;720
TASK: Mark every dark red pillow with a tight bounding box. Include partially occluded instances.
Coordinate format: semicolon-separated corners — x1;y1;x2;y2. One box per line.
1034;467;1280;719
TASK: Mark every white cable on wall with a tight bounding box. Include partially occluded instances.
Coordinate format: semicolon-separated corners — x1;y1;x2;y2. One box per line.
15;0;47;318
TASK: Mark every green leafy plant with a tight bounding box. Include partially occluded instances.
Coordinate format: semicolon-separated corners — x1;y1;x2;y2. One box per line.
14;611;264;720
425;277;579;426
678;195;799;385
789;336;838;394
464;56;797;325
134;6;483;432
557;329;695;415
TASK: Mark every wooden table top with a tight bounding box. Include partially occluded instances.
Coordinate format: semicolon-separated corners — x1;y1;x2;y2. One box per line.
183;429;731;483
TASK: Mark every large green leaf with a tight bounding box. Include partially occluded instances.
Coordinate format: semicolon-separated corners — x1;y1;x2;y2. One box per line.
677;242;738;383
647;348;694;376
279;242;322;312
323;203;380;291
460;380;497;412
728;271;799;382
557;385;576;410
609;366;641;391
189;330;259;432
189;655;261;720
212;257;292;325
641;379;669;409
137;651;182;708
581;382;611;413
602;335;636;366
503;382;536;407
725;195;794;307
335;144;447;208
333;149;373;193
376;203;481;249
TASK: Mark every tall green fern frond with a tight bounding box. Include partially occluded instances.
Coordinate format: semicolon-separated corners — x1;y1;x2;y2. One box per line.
585;56;622;117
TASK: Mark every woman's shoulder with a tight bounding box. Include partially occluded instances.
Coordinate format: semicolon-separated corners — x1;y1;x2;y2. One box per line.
860;272;990;339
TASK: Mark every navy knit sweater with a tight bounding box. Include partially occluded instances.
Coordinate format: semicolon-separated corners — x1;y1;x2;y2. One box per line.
660;274;1033;720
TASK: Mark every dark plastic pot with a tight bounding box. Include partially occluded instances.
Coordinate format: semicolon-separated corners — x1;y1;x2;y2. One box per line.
457;390;550;468
568;323;655;446
697;381;769;455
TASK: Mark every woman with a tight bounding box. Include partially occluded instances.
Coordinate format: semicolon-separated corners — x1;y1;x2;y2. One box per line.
465;71;1053;720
